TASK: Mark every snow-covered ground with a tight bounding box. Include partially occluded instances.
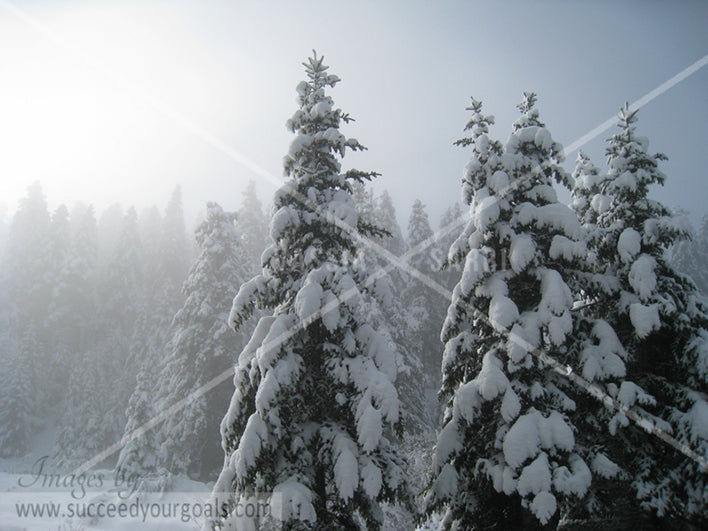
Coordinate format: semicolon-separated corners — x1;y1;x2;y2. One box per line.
0;466;215;530
0;422;216;530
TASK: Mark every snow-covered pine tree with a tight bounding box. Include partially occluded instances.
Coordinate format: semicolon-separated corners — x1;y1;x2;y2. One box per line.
236;181;270;274
56;344;115;467
160;185;192;287
138;205;164;286
114;344;160;482
210;52;409;530
49;204;98;355
101;207;144;336
0;323;39;457
4;182;53;331
584;105;708;525
1;183;53;440
401;199;444;430
154;203;253;480
375;190;407;259
426;95;612;529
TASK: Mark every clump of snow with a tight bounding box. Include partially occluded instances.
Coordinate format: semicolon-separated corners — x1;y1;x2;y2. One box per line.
534;127;553;150
360;458;383;497
617;228;641;263
549;236;586;262
590;194;612;215
489;294;519;331
474;196;501;232
320;290;341;331
541;411;575;452
510;235;535;273
591;452;620;478
688;399;708;442
629;303;660;338
501;386;521;422
475;352;510;401
580;320;626;381
357;402;383;453
433;421;463;471
503;412;541;468
516;203;581;239
310;100;332;117
489;170;510;193
540;269;573;315
530;491;557;525
507;319;539;366
503;410;575;470
613;171;637;192
270;205;298;240
517;453;551;496
294;279;323;324
271;478;317;524
234;414;268;479
333;434;359;500
617;381;655;408
552;455;591;497
453;381;482;423
432;463;458;499
628;254;657;301
257;314;295;372
459;249;489;295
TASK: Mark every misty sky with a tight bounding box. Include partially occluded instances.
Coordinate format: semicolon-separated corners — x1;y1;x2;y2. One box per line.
0;0;706;230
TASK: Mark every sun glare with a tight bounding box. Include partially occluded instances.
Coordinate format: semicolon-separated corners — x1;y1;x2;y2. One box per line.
0;2;242;214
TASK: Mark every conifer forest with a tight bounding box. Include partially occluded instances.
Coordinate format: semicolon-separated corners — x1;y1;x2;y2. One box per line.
0;2;706;530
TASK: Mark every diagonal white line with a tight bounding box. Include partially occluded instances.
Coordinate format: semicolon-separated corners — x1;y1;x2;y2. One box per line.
563;54;708;156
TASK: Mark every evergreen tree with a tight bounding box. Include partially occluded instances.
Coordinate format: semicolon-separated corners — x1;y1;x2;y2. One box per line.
351;184;429;436
5;182;52;326
0;324;38;457
56;344;116;467
114;350;161;481
237;180;270;274
49;204;98;354
426;95;620;529
159;185;191;289
2;183;54;435
154;203;253;479
401;199;443;431
138;205;164;284
581;105;708;525
210;52;409;530
375;190;407;258
101;207;144;335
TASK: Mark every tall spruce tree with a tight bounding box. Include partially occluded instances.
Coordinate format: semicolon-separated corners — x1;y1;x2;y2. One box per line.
426;95;627;529
210;53;409;530
0;323;39;457
580;106;708;526
1;183;53;447
236;181;270;274
402;199;444;430
375;190;407;258
154;202;253;480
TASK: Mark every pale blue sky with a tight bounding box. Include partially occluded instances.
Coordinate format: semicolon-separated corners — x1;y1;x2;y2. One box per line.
0;0;706;229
